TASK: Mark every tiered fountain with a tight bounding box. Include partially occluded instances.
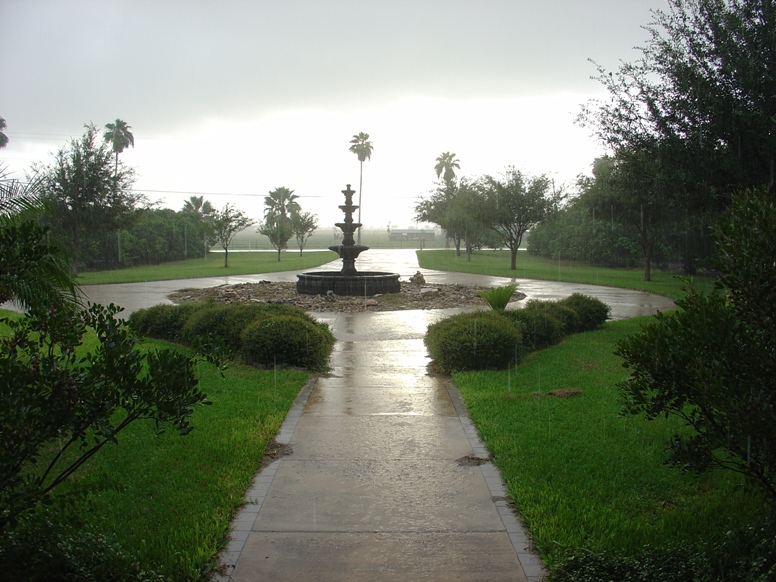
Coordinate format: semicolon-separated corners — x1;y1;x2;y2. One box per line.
296;184;400;296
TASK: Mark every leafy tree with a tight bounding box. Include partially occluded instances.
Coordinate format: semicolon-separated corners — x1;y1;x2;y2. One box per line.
434;152;460;184
34;123;144;268
120;207;207;265
452;179;496;260
617;188;776;501
482;167;561;270
0;117;8;149
0;302;212;530
415;178;485;258
348;132;373;244
578;0;776;273
577;152;678;280
527;202;642;268
210;203;254;268
102;119;134;177
291;211;318;256
258;187;300;262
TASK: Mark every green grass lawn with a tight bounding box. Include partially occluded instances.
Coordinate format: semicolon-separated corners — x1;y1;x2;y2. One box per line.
77;250;338;285
418;249;716;300
1;310;307;578
52;340;307;579
453;317;764;574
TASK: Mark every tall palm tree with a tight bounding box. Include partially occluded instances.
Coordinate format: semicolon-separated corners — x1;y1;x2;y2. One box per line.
348;132;373;244
0;117;9;149
434;152;460;184
103;119;135;176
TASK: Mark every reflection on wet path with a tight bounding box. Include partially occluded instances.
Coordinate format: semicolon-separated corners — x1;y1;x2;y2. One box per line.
226;307;539;581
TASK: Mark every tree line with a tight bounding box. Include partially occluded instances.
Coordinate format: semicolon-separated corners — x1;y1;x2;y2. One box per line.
0;119;324;271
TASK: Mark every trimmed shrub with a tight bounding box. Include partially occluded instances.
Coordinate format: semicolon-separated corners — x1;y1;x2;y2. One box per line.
425;311;523;373
502;308;564;351
522;299;580;335
558;293;611;332
182;303;231;344
241;315;335;370
221;303;320;350
128;302;208;342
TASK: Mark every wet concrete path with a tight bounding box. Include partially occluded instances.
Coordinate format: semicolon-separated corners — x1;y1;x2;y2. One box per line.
220;309;540;581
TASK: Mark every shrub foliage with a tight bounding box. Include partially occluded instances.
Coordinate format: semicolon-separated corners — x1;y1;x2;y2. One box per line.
425;293;610;372
425;311;523;372
131;301;335;371
241;315;334;370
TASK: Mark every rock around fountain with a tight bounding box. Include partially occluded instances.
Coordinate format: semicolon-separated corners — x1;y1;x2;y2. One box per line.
296;184;401;296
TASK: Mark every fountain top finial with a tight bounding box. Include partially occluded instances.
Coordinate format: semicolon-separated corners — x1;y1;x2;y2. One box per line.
342;184;355;206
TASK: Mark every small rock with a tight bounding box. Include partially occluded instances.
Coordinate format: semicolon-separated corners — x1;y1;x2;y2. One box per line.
409;271;426;285
364;299;378;306
420;286;440;295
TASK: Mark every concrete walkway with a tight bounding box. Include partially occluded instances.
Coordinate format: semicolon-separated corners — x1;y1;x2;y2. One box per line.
217;307;543;581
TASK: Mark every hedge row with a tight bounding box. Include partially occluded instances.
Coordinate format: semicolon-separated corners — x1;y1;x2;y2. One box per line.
129;301;335;371
425;293;611;373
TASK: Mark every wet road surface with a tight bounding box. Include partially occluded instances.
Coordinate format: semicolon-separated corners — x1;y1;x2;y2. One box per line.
78;249;675;319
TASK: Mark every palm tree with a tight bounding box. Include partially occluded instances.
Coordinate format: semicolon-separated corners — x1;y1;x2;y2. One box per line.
103;119;135;176
0;117;9;149
182;195;215;258
0;166;79;311
348;132;373;244
263;186;300;222
434;152;460;184
182;195;214;216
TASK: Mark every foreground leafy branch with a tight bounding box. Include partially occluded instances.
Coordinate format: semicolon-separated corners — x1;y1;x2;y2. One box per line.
0;303;213;530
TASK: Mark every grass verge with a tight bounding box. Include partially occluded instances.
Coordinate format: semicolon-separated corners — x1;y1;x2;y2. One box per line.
23;332;307;579
453;317;764;574
417;249;715;300
77;251;338;285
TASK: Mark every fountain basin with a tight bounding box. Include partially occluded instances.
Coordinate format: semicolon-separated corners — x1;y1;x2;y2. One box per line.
296;271;401;296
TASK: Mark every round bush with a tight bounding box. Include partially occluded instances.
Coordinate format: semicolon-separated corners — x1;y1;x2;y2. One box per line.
558;293;611;332
222;303;319;350
502;308;564;351
522;300;580;335
240;315;335;370
128;302;208;342
182;304;231;345
424;311;522;373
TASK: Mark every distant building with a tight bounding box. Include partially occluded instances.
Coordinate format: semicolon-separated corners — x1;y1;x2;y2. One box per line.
389;229;435;241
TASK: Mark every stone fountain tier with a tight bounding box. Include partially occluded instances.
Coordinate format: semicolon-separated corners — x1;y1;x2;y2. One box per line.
296;270;401;296
296;183;401;296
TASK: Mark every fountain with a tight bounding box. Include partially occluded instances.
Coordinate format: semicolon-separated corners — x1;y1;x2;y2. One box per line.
296;184;401;296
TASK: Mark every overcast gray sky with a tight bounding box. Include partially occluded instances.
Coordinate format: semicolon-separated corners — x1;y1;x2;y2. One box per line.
1;0;667;228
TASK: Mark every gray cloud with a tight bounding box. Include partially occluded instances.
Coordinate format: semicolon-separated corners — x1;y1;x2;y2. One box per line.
2;0;662;136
